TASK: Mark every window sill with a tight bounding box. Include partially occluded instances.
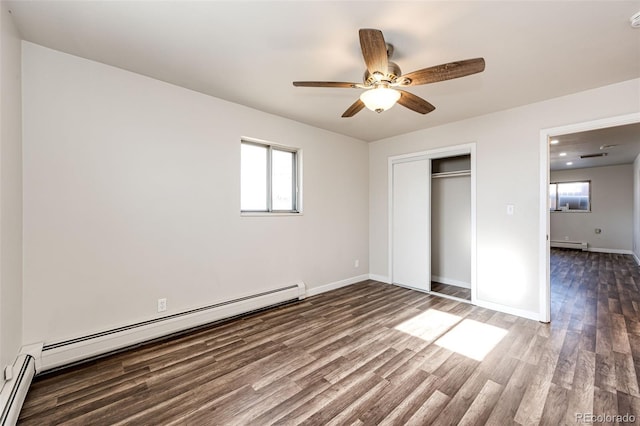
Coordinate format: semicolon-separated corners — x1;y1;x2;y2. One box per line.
241;212;302;217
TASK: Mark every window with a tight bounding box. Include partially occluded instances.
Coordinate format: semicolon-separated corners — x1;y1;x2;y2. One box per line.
241;140;299;213
549;181;590;212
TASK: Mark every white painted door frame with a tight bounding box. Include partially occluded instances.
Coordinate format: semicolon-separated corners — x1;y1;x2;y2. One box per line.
389;143;477;302
538;112;640;322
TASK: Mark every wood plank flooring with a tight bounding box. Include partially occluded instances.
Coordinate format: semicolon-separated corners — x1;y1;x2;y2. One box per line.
431;282;471;300
18;249;640;425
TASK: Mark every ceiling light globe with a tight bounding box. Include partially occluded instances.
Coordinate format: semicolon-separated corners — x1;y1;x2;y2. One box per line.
360;88;401;113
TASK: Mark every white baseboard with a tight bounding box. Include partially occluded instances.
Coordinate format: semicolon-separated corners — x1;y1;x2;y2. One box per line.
37;283;305;372
0;354;36;425
431;275;471;289
473;299;541;322
368;274;391;284
634;252;640;266
587;247;633;255
306;274;369;297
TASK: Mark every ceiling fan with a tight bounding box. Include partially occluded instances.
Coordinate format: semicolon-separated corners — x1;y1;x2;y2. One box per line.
293;29;485;117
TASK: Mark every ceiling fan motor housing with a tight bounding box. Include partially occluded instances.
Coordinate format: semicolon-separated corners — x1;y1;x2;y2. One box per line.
364;61;401;85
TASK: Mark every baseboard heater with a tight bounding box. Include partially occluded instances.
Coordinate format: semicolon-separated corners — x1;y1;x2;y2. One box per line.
38;282;305;372
550;240;588;251
0;354;36;426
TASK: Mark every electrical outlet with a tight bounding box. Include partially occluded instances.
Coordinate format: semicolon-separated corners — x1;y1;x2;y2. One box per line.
157;298;167;313
354;259;359;268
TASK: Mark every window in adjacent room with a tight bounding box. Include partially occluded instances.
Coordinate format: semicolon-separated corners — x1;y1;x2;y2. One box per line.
241;140;300;213
549;181;590;212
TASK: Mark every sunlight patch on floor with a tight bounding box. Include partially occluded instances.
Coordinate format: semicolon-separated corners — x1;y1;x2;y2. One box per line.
434;319;507;361
394;309;462;342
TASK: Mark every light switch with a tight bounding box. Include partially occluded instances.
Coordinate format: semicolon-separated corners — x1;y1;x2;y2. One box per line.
506;204;514;215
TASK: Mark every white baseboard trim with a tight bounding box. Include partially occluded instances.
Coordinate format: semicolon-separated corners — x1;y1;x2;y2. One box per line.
431;275;471;289
634;252;640;266
306;274;370;298
587;247;634;255
37;283;305;372
368;274;391;284
0;354;36;425
474;299;541;322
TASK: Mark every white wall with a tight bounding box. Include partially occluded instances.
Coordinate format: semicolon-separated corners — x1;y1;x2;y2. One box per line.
370;78;640;319
550;164;633;252
0;3;23;372
21;42;369;346
634;154;640;262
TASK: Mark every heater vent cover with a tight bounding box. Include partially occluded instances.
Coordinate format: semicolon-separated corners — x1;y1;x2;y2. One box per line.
580;152;608;159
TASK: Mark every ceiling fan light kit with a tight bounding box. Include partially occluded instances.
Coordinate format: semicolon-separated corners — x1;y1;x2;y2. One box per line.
360;87;401;112
293;28;485;118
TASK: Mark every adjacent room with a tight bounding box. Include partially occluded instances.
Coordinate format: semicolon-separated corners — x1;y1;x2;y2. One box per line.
1;1;639;424
549;123;640;255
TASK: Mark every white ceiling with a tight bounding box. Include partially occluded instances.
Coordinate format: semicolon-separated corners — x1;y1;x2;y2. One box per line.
6;1;640;142
550;123;640;171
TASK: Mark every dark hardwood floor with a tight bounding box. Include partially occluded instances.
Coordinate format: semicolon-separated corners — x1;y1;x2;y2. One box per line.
431;282;471;301
18;249;640;425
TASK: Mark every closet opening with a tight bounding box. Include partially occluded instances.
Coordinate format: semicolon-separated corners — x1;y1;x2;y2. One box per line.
430;154;472;302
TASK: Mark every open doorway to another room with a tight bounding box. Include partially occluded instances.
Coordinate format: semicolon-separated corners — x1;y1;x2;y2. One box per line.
540;113;640;322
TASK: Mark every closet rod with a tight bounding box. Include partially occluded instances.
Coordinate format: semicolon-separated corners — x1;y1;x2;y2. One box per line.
431;170;471;178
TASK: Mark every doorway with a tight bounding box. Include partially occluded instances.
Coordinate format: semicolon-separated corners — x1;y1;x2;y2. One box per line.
539;112;640;322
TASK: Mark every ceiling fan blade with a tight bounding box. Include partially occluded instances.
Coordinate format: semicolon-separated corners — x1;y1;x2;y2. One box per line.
293;81;359;88
359;29;388;75
401;58;485;86
342;99;365;118
397;90;435;114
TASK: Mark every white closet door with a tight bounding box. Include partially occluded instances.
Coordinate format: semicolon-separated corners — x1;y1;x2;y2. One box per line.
392;159;431;290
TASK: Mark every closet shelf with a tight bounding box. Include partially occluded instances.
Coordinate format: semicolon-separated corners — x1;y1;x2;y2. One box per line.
431;170;471;178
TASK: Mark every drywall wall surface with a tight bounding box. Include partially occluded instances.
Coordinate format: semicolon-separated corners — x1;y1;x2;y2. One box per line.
550;164;633;251
369;78;640;317
21;42;369;345
0;3;23;370
431;175;471;287
634;154;640;262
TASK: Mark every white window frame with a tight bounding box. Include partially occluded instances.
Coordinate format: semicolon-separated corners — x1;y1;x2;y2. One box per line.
549;180;591;212
241;139;301;215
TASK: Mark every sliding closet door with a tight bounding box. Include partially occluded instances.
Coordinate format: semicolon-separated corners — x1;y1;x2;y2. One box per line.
392;159;431;290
